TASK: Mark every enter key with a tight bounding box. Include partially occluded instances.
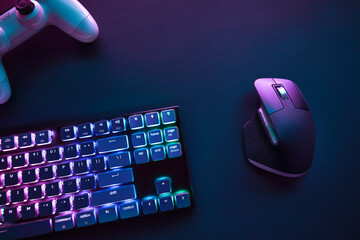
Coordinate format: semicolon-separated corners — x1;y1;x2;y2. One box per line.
97;168;134;188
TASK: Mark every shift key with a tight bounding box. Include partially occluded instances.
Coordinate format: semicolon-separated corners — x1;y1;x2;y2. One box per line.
97;168;134;188
92;185;136;206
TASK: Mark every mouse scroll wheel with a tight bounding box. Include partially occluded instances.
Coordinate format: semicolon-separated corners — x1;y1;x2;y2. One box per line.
276;86;289;100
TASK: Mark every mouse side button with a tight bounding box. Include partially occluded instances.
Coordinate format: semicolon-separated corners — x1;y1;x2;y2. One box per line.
254;78;284;114
273;78;309;111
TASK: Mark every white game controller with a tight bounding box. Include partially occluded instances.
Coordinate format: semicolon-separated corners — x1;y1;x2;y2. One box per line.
0;0;99;104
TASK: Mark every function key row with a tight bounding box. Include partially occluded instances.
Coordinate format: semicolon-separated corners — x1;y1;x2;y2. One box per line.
0;131;53;152
60;109;176;142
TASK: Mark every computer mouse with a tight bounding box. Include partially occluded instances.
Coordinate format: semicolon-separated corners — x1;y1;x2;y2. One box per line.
243;78;315;177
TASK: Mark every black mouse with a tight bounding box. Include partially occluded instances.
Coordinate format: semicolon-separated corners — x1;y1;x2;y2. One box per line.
243;78;315;177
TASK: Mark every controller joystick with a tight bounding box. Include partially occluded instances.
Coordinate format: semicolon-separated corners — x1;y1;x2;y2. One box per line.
16;0;35;15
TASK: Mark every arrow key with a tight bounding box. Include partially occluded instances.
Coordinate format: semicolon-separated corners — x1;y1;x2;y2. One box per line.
175;190;191;208
141;196;157;215
158;193;174;212
155;177;171;194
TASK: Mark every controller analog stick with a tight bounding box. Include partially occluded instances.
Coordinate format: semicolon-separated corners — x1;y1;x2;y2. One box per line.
15;0;35;15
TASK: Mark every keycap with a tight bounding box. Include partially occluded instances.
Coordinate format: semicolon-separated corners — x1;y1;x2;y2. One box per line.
80;175;96;190
11;153;27;168
78;123;93;138
45;182;61;197
46;147;62;162
74;160;89;175
91;156;106;172
145;112;160;127
18;133;34;148
108;152;131;169
150;145;166;161
0;191;9;206
175;190;191;208
119;200;139;219
28;185;43;200
76;209;96;227
141;196;157;215
164;127;179;142
111;117;126;133
54;214;74;232
5;172;20;187
80;141;96;157
35;130;52;145
0;219;52;239
131;132;147;148
3;206;20;222
134;148;149;164
167;143;182;158
74;193;89;209
63;144;79;159
0;157;10;171
10;188;26;203
57;197;72;213
97;168;134;188
61;126;77;141
39;166;55;180
158;193;174;211
63;179;79;194
1;136;18;151
39;200;55;216
98;205;118;223
22;169;38;184
155;177;171;194
148;129;163;145
97;135;129;154
128;114;144;130
21;204;38;219
161;109;176;124
91;184;136;206
29;150;44;165
94;120;110;136
57;162;72;177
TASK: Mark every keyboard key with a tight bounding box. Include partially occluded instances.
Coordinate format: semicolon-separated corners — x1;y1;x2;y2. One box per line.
46;147;62;162
119;200;139;219
80;141;96;157
91;184;136;207
0;219;52;239
57;162;72;177
175;190;191;208
74;193;89;210
131;132;147;148
57;197;72;213
155;177;172;194
18;133;35;148
91;156;106;172
134;148;149;164
39;200;55;216
80;175;96;190
10;188;26;203
3;206;20;222
45;182;61;197
74;160;89;175
111;117;126;133
39;166;55;180
141;196;158;215
0;191;9;206
167;143;182;158
63;179;79;194
98;205;118;223
148;129;163;145
63;144;79;159
28;185;43;200
164;127;179;142
128;114;144;130
5;172;20;187
0;157;10;171
161;109;176;124
61;126;77;141
1;136;17;151
108;152;131;169
54;214;74;232
97;168;134;188
22;169;38;184
145;112;160;127
21;204;38;219
158;193;174;212
94;120;110;136
35;130;52;146
11;153;27;168
76;209;96;227
97;135;129;154
150;145;166;161
78;123;93;138
29;150;44;165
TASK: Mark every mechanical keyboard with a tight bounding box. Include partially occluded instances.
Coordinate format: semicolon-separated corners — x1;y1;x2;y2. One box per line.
0;106;193;239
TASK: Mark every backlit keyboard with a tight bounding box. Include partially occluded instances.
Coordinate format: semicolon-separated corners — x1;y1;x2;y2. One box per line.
0;107;193;239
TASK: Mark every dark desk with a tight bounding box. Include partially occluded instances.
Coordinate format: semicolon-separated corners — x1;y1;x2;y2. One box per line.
1;0;359;239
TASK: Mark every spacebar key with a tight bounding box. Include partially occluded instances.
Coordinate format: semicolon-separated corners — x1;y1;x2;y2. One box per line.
0;219;53;239
92;184;136;206
97;135;129;154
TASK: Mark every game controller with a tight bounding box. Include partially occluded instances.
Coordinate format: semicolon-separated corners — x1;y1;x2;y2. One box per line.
0;0;99;104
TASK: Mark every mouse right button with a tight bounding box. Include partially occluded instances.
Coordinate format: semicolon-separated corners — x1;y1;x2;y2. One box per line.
254;78;284;114
273;78;309;111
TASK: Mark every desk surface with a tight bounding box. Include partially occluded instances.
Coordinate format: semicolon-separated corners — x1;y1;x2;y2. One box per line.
1;0;359;239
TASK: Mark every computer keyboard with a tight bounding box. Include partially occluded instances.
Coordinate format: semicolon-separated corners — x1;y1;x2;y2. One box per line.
0;106;193;239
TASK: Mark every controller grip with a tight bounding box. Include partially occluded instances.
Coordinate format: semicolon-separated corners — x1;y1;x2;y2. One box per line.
0;62;11;104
